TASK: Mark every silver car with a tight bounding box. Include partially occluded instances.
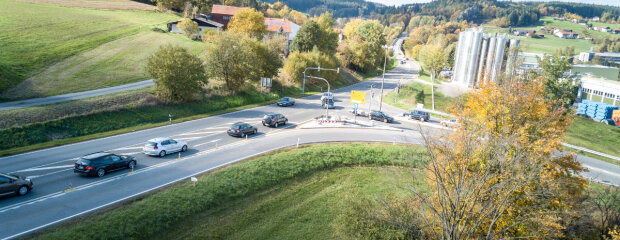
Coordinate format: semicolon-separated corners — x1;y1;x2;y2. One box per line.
143;137;188;157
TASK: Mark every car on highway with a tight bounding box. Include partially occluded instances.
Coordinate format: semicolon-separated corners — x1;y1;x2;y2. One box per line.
276;97;295;107
0;172;33;197
74;152;136;177
227;122;257;137
320;92;334;102
403;110;430;122
262;113;288;127
369;111;394;123
322;98;335;109
143;137;188;157
440;119;459;128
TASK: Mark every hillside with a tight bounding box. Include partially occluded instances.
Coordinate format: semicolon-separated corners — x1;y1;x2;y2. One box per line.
0;0;200;100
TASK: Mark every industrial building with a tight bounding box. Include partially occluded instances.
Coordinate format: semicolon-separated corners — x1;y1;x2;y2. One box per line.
452;28;520;88
578;74;620;107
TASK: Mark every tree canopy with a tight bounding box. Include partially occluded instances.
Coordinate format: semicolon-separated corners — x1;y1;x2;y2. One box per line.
146;45;207;102
227;8;268;39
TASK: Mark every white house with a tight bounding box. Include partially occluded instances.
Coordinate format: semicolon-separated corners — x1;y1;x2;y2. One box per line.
167;14;224;37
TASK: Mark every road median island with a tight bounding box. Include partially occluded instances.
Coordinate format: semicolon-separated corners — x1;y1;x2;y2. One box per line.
30;143;427;239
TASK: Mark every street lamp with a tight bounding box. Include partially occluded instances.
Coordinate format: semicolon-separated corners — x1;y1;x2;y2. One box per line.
302;66;339;95
307;75;330;119
379;45;390;111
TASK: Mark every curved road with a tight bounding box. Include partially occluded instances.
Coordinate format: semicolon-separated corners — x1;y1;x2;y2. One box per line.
0;37;618;239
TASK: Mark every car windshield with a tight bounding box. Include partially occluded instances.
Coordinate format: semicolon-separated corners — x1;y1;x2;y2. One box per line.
264;114;276;119
76;158;91;165
230;124;242;130
328;99;334;104
280;98;288;101
0;173;16;180
146;141;157;146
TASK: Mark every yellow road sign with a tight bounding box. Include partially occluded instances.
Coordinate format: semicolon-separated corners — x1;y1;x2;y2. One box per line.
350;90;366;104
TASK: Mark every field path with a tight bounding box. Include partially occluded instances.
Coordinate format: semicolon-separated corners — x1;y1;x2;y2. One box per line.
0;79;153;111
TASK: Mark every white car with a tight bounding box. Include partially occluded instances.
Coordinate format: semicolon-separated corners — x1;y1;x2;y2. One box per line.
440;119;459;128
143;137;188;157
320;92;334;102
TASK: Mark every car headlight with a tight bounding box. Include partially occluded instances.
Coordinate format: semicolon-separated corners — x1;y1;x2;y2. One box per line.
25;178;31;182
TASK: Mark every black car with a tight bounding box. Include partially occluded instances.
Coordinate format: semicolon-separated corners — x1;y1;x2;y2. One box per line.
227;122;258;137
262;113;288;127
277;97;295;107
369;111;394;123
404;110;430;122
0;172;33;197
74;152;136;177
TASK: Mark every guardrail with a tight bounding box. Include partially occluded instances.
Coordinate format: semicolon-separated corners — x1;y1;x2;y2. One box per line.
561;142;620;162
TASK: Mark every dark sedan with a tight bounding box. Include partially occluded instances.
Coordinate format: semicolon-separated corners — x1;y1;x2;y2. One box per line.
369;111;394;123
227;122;258;137
0;172;33;197
262;113;288;127
74;152;136;177
277;97;295;107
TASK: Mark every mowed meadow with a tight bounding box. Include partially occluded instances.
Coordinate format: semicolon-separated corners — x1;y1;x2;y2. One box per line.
0;0;200;99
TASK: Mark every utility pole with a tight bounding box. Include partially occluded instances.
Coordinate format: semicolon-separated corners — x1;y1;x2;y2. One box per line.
369;84;374;114
380;45;389;111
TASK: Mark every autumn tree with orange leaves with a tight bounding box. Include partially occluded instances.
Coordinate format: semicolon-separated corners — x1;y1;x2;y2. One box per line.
400;78;587;239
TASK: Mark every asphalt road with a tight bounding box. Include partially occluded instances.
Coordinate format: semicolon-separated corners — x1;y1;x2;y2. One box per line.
0;79;154;111
0;37;617;239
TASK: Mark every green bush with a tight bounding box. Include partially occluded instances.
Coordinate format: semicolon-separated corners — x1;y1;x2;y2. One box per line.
36;143;427;239
0;90;277;150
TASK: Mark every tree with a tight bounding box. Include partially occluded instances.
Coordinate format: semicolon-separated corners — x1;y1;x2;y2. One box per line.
146;45;207;102
203;32;281;92
283;49;340;84
265;34;289;56
340;19;386;73
420;44;446;111
537;48;579;108
200;28;218;42
178;18;199;39
315;12;339;54
227;8;267;39
589;186;620;239
403;79;587;239
290;20;323;53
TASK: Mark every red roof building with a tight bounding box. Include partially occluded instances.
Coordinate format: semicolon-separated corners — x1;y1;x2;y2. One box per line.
210;5;247;29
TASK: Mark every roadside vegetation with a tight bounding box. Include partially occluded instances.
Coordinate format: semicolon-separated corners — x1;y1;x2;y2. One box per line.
33;143;428;239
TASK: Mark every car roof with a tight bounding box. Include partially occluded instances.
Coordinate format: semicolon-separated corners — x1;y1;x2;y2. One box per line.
232;122;248;126
148;137;170;143
82;152;112;159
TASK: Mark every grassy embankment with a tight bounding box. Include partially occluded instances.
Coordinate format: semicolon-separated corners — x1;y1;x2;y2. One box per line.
33;143;429;240
383;81;458;116
565;116;620;165
0;0;197;100
483;16;600;54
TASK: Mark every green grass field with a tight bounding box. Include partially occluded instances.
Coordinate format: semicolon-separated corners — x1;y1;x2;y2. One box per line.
565;116;620;158
482;17;606;54
0;0;185;99
33;143;428;239
383;81;457;114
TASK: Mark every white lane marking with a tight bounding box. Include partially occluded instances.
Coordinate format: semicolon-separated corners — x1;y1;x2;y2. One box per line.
28;168;73;179
173;136;203;141
176;131;216;136
582;163;620;178
193;139;222;147
113;146;143;151
8;158;78;174
12;165;74;173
